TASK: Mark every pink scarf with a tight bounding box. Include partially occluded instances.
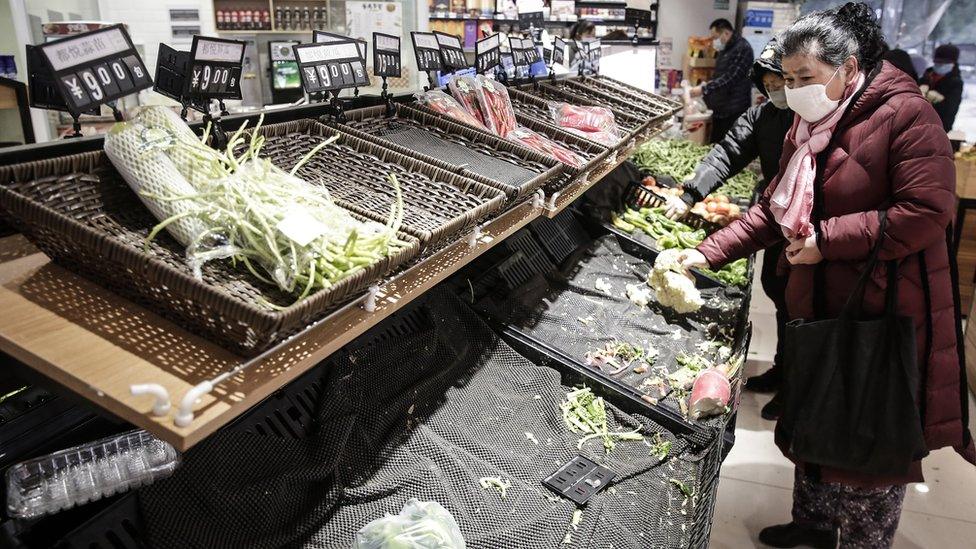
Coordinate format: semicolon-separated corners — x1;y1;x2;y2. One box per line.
770;72;866;239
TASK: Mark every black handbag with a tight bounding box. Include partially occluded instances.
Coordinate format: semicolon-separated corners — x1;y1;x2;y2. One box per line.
778;213;928;476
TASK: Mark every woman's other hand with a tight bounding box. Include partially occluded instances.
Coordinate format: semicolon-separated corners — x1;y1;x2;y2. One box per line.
786;234;823;265
664;196;690;220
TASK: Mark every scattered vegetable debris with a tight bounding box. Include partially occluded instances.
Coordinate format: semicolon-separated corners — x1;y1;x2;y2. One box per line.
560;387;643;453
479;477;510;499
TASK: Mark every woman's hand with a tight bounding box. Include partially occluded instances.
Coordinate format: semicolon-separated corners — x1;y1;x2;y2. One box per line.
678;249;709;270
664;196;690;220
786;234;823;265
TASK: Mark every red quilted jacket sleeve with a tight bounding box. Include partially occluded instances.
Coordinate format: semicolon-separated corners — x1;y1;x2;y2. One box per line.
818;96;956;261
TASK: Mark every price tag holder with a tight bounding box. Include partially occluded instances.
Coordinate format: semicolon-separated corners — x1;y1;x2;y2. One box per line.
508;36;527;68
434;31;467;71
411;32;443;73
184;36;245;102
589;39;602;73
373;32;401;78
475;33;501;73
524;37;542;65
153;43;189;103
625;0;655;28
294;40;370;94
34;24;152;117
314;30;368;63
552;37;567;66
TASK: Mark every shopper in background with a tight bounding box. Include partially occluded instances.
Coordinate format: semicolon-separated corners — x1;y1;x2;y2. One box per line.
665;39;794;418
689;18;755;144
920;44;964;132
680;3;975;547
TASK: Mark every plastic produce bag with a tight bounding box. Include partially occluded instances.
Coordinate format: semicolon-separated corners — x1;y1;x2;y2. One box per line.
353;499;466;549
548;102;621;144
474;74;518;137
447;75;487;127
506;126;584;168
563;127;619;147
419;88;486;130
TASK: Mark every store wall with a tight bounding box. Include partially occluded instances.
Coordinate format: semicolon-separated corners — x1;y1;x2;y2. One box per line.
657;0;738;71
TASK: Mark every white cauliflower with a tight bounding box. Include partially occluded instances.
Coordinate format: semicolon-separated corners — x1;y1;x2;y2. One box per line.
648;250;704;314
625;283;652;307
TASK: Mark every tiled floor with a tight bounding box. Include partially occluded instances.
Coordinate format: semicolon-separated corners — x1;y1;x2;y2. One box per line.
709;252;976;547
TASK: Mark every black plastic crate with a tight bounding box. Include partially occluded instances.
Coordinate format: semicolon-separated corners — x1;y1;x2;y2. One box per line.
529;209;592;265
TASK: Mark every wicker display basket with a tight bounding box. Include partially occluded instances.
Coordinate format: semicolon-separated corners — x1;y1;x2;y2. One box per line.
511;83;651;141
584;75;684;115
331;103;565;201
244;119;508;248
0;150;420;356
409;102;613;181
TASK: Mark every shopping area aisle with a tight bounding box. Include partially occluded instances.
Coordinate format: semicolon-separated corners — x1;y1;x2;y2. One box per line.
710;253;976;548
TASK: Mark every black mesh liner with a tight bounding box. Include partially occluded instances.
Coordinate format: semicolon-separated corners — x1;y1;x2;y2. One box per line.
138;289;711;549
473;234;746;427
349;122;540;188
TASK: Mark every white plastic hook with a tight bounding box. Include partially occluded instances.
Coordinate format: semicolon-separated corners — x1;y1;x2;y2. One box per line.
546;191;561;211
130;384;171;416
467;225;483;249
532;189;545;209
363;284;380;313
174;381;213;428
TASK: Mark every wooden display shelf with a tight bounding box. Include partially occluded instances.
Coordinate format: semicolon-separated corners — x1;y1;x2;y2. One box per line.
0;200;540;451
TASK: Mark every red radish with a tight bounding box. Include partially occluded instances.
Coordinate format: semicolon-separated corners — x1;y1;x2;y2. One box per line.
688;357;742;419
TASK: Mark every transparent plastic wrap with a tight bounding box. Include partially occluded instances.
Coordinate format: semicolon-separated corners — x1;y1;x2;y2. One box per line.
416;88;487;130
474;75;518;138
563;127;620;147
5;429;180;519
548;102;621;143
104;106;406;303
353;499;466;549
505;126;585;168
446;75;487;128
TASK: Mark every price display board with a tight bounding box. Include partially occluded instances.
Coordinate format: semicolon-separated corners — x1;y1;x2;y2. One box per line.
411;32;442;73
588;39;602;73
185;36;245;101
508;36;528;68
552;36;567;66
434;31;467;71
625;0;655;28
524;37;542;65
153;43;189;103
475;33;501;73
26;45;95;114
34;24;151;116
294;40;369;94
313;30;368;63
373;32;401;78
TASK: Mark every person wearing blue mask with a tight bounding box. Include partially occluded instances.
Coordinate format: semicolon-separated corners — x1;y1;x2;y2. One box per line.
689;18;755;143
920;44;963;132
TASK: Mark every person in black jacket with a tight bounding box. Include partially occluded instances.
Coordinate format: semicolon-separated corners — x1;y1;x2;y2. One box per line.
919;44;964;132
667;39;794;419
689;19;755;143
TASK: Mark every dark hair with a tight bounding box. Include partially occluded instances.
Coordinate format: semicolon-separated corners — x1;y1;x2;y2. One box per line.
570;20;596;40
710;18;734;33
883;48;917;80
780;2;885;72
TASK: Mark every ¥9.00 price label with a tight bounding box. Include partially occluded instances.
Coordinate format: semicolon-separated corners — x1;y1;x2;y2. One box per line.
373;32;401;78
411;32;442;73
552;37;567;66
475;33;501;73
36;24;151;116
185;36;245;100
294;41;369;94
434;31;467;71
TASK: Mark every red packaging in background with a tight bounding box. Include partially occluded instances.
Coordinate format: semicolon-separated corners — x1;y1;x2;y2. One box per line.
448;75;487;127
417;89;488;130
475;75;518;138
506;126;585;168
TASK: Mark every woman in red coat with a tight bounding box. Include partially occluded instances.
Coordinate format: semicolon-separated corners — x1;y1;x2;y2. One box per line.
681;3;974;548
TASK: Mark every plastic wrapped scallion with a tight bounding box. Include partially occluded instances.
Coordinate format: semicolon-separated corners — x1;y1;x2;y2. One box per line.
104;106;406;306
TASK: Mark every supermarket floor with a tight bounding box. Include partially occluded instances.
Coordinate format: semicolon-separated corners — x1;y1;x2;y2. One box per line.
710;252;976;548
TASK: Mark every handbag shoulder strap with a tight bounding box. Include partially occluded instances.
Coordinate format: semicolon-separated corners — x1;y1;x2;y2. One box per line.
841;210;889;317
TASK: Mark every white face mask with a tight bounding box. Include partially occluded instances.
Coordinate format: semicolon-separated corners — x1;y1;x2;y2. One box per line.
713;37;726;52
784;66;843;123
767;88;790;110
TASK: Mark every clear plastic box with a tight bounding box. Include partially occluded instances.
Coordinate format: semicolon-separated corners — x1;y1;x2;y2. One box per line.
5;429;180;519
